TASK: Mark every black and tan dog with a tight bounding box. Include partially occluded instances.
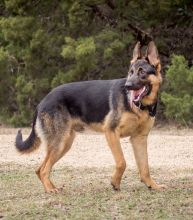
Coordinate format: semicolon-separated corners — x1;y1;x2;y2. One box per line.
15;41;165;193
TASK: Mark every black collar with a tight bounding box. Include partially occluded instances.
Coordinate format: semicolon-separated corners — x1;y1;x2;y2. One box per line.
134;101;157;117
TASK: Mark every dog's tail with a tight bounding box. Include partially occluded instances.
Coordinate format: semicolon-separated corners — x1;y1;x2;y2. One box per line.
15;110;41;153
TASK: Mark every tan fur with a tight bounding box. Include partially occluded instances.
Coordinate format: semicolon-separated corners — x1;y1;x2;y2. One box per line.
35;103;162;192
36;130;75;193
142;62;162;106
102;54;163;190
142;74;160;105
31;42;165;193
105;129;126;190
102;108;159;190
71;118;105;133
130;135;165;190
117;110;152;137
130;41;141;64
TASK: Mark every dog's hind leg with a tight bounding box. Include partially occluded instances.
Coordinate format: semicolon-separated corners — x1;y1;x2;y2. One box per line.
130;135;166;190
38;130;75;193
35;150;50;180
105;130;126;190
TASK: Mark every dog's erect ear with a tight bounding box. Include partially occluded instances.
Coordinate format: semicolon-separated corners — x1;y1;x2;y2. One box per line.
146;41;160;66
131;41;141;64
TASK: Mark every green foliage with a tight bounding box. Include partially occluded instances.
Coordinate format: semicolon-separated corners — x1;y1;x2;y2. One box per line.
0;0;192;126
161;55;193;125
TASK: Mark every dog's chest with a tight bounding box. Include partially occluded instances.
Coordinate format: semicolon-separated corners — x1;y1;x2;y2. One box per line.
118;111;154;137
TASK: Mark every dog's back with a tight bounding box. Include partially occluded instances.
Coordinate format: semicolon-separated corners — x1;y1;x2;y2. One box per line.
15;41;165;193
38;78;127;124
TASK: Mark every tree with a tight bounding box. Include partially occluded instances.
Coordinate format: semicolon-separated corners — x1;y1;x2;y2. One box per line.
161;55;193;125
0;0;192;126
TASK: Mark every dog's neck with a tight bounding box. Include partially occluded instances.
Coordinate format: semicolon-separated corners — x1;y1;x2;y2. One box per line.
135;101;157;117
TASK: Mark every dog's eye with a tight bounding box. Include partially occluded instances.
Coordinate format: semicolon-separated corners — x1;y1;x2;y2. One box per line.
139;69;146;79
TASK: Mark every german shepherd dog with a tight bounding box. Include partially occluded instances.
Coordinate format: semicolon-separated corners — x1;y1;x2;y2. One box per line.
15;41;165;193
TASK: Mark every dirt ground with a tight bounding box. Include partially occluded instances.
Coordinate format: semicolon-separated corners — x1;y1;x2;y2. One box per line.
1;127;193;219
0;127;193;171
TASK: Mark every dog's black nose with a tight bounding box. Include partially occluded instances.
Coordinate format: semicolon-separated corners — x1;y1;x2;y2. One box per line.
125;81;133;89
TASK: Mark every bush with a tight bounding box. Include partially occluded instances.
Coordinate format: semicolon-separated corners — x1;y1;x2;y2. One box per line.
0;1;192;127
161;55;193;126
0;1;132;126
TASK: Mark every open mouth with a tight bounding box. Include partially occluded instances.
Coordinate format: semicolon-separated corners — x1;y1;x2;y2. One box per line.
129;85;149;107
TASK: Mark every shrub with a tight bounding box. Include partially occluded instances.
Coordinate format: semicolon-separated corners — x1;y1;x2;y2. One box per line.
161;55;193;126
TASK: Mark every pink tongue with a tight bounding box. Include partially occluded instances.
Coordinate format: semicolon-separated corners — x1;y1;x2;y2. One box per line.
134;87;144;97
130;86;145;107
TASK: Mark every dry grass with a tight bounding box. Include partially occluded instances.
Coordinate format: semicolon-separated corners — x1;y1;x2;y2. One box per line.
1;163;193;220
1;128;193;219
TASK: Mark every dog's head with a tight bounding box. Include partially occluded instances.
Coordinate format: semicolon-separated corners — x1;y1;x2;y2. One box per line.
125;41;162;107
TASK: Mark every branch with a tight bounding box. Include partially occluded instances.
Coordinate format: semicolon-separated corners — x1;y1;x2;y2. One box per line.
127;23;153;46
91;5;117;27
91;3;153;45
105;0;115;9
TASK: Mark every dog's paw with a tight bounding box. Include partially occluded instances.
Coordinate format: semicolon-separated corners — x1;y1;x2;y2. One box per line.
45;187;60;194
149;183;167;190
142;178;167;190
111;180;120;191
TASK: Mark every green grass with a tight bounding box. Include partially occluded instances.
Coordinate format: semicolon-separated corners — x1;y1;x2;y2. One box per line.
0;163;193;220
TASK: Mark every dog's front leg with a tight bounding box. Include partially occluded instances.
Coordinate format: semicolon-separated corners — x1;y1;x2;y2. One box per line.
130;135;166;190
105;130;126;190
